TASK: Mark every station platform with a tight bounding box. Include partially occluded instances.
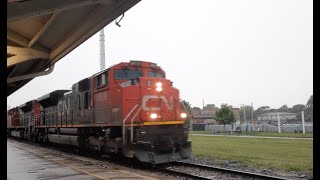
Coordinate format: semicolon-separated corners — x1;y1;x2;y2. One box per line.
7;139;163;180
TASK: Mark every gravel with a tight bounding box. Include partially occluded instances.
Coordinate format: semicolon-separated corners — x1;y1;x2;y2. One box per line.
180;155;313;180
165;165;259;180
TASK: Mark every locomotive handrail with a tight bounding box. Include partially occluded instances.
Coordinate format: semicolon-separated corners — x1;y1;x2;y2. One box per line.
130;105;142;144
122;104;139;147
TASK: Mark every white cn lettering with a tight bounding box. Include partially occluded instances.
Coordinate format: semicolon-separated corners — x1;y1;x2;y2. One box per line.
142;95;173;111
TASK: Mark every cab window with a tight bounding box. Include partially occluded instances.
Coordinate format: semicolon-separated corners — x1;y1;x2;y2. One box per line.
114;70;142;80
96;72;108;88
147;71;164;78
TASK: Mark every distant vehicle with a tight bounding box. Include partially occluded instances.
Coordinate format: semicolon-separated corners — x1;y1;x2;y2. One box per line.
7;60;191;164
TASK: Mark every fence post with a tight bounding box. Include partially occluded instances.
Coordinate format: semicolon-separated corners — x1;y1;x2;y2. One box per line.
277;113;281;133
302;111;305;134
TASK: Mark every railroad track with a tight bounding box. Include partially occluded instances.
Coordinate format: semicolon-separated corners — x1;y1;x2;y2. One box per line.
158;161;292;180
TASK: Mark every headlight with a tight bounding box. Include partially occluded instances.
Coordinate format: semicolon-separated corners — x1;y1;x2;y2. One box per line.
150;113;158;119
181;113;187;118
155;82;163;92
156;87;162;92
156;82;162;87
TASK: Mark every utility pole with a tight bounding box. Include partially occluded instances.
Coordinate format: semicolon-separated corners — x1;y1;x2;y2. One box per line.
240;104;246;124
100;28;105;71
243;105;246;124
251;102;254;123
277;112;281;133
302;111;305;134
202;98;204;109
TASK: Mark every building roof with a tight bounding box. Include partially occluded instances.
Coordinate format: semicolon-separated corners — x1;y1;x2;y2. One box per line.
259;112;297;116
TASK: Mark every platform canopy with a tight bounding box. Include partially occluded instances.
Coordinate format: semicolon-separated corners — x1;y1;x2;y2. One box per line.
7;0;141;96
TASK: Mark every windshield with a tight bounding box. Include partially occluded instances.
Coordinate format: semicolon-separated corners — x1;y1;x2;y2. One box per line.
114;69;143;80
147;71;164;78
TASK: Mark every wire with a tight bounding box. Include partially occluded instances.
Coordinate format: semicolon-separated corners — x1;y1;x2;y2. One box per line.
115;13;125;27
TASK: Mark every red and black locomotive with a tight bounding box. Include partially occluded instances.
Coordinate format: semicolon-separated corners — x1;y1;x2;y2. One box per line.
7;60;191;164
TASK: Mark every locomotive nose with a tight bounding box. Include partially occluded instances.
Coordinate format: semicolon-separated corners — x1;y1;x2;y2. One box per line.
139;78;180;122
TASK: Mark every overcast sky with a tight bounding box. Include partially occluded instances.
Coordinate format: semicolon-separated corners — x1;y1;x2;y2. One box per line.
7;0;313;110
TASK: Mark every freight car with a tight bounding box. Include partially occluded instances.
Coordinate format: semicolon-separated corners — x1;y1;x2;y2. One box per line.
7;60;191;164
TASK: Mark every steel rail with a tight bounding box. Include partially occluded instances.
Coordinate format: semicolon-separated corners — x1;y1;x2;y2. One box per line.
157;166;214;180
167;161;292;180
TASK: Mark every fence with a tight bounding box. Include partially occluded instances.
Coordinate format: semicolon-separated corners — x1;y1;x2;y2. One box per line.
205;124;313;133
192;124;206;131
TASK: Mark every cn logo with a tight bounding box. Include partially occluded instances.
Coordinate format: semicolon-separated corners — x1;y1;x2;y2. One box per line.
142;95;174;111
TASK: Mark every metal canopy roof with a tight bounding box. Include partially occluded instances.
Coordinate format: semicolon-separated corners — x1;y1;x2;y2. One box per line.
7;0;141;96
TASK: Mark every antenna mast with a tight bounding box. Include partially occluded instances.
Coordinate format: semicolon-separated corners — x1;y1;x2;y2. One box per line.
100;28;105;71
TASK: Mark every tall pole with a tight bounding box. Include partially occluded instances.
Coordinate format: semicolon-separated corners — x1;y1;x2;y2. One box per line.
251;102;253;123
240;104;247;125
302;111;305;134
202;98;204;109
100;29;105;71
244;106;246;124
277;112;281;133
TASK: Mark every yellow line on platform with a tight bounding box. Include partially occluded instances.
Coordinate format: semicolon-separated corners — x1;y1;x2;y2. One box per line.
48;159;109;180
9;141;108;180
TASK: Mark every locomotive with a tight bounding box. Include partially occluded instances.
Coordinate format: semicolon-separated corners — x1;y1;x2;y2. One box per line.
7;60;191;164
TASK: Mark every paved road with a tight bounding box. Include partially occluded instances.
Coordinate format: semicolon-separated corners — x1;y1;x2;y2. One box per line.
191;134;313;140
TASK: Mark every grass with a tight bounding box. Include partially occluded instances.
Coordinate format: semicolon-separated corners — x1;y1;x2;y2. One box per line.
190;130;212;134
190;131;313;138
238;132;313;138
191;136;313;173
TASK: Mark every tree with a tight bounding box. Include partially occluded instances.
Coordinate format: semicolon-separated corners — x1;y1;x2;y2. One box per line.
181;100;192;129
307;95;313;108
290;104;306;113
181;100;192;116
305;95;313;121
215;104;236;132
256;106;270;111
254;106;270;119
278;105;289;112
192;107;201;111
